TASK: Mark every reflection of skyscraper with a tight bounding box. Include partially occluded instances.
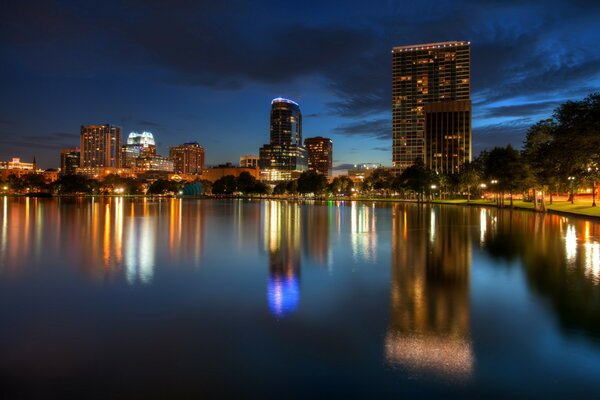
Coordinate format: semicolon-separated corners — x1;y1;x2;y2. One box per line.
385;204;473;379
350;203;377;262
302;204;330;266
263;201;301;317
392;41;471;172
259;98;307;182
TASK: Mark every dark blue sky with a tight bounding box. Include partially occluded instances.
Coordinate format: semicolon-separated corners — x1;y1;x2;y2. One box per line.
1;0;600;170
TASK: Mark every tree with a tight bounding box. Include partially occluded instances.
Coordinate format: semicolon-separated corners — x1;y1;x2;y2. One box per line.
147;179;182;195
457;162;480;202
297;171;327;195
212;175;237;195
53;174;96;194
328;176;354;196
522;119;560;211
395;158;433;202
485;145;531;207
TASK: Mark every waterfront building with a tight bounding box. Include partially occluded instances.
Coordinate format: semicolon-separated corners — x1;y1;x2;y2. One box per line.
80;124;121;168
392;41;471;172
258;98;307;182
134;155;174;172
304;136;333;178
169;142;205;175
240;155;259;168
60;148;80;175
0;157;38;180
201;163;259;182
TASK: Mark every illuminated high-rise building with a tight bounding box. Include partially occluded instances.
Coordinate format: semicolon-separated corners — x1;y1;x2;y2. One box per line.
122;131;156;168
80;124;121;168
392;41;471;173
258;98;307;181
169;142;205;175
304;136;332;178
60;148;80;175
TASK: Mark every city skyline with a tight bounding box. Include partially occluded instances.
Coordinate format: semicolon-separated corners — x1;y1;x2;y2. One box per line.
1;1;600;171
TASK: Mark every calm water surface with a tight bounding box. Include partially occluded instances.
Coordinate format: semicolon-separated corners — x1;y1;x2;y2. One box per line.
1;197;600;399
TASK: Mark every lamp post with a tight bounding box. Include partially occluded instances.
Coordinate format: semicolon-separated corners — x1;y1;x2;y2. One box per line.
490;179;498;205
588;167;598;207
568;176;575;204
430;184;437;201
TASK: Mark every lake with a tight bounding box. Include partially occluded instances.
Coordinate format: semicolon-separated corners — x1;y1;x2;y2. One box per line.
1;197;599;399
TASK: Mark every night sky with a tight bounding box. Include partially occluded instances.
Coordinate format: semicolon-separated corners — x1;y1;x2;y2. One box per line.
1;0;600;170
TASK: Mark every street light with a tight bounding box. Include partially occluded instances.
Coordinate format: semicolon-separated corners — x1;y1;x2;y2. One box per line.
568;176;575;204
588;167;598;207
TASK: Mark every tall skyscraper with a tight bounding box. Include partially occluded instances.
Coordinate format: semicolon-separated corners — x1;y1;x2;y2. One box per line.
304;136;333;178
169;142;205;174
122;131;157;168
392;41;471;173
258;98;307;181
80;124;121;168
60;148;80;175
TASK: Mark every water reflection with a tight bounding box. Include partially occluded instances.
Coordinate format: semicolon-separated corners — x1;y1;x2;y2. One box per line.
0;197;205;283
482;210;600;340
386;204;474;380
263;201;301;317
350;202;377;262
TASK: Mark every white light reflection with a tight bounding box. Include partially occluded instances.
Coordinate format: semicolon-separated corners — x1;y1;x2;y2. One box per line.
350;203;377;262
1;196;6;259
479;208;487;245
125;210;155;284
429;208;436;243
584;242;600;283
565;225;577;265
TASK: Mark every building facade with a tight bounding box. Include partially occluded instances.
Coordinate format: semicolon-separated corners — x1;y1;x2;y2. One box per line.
424;100;471;174
60;148;80;175
258;98;307;181
304;136;333;178
392;41;471;172
169;142;205;175
240;155;259;168
80;124;121;168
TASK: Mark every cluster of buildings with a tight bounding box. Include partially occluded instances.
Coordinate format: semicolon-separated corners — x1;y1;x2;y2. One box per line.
57;96;334;184
3;40;472;185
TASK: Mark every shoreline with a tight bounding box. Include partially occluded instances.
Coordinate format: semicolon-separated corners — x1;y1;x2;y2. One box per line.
5;193;600;221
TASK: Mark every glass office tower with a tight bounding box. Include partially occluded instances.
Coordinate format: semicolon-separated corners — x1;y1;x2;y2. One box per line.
392;41;471;173
259;98;307;181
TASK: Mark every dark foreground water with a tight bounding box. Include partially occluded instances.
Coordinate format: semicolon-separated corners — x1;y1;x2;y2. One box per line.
1;197;600;399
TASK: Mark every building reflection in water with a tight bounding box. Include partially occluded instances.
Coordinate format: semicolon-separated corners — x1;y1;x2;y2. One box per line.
385;204;473;380
350;202;377;262
263;201;301;317
0;197;206;284
302;203;330;267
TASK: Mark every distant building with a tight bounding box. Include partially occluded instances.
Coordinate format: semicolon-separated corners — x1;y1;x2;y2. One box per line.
258;98;307;181
392;41;471;172
169;142;205;175
240;155;259;168
304;136;332;178
0;157;37;180
135;155;174;172
201;164;259;183
80;124;121;168
60;148;80;175
348;163;384;182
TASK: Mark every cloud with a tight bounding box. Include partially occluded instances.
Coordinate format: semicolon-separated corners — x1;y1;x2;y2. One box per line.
333;163;356;171
371;146;389;152
138;120;161;128
473;118;531;155
482;101;563;118
0;132;78;150
333;119;391;140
